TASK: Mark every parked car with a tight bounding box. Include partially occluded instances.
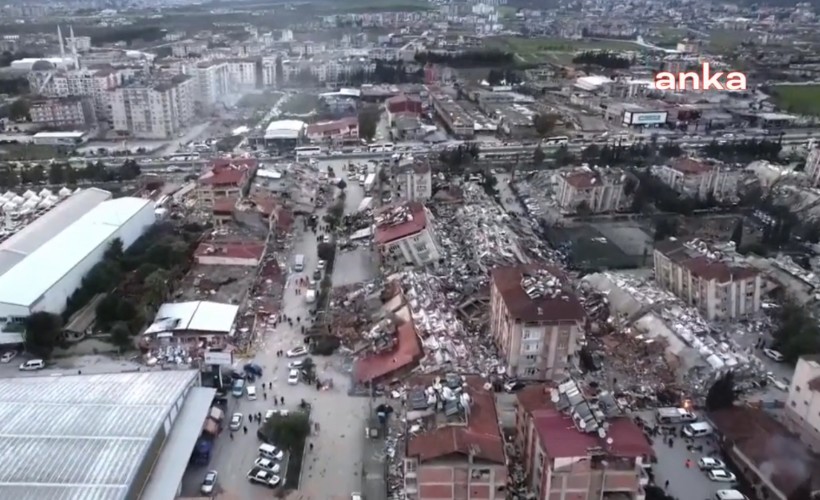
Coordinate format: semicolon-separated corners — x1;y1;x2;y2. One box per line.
247;385;257;400
698;457;726;470
244;363;263;376
254;457;282;474
201;470;218;495
288;359;305;369
708;469;737;482
230;413;243;431
766;373;788;391
19;359;44;371
287;369;300;385
762;348;784;362
503;380;525;393
0;351;17;363
287;346;308;357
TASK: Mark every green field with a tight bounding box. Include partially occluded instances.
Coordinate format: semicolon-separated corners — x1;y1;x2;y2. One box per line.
772;85;820;116
484;36;647;64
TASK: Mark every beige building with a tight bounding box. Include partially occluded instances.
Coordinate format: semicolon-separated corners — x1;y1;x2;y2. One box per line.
784;355;820;453
653;239;762;320
194;62;230;111
653;158;741;201
111;75;195;139
396;162;432;201
26;67;132;122
374;202;441;267
29;97;95;128
490;264;585;380
555;168;628;214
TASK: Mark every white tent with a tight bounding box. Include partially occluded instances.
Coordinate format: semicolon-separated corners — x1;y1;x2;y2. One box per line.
58;186;73;198
38;188;52;198
22;190;36;199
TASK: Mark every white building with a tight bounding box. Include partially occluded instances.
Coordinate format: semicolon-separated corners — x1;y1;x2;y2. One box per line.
555;167;628;214
653;158;741;201
374;202;440;266
0;197;155;322
396;162;432;201
653;238;762;321
111;76;195;139
29;97;95;128
69;35;92;52
27;68;134;122
227;59;258;91
193;62;230;110
144;301;239;343
261;56;278;87
784;355;820;453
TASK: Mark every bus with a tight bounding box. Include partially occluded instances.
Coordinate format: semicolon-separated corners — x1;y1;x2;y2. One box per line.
542;136;569;147
295;146;322;159
168;152;200;161
368;143;394;153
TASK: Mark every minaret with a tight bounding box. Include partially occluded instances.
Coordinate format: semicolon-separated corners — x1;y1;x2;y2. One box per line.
69;25;79;68
57;25;65;60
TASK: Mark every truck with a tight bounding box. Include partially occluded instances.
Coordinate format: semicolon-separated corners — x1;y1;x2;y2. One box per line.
655;407;697;424
247;467;282;488
191;419;220;465
363;173;376;193
305;289;316;304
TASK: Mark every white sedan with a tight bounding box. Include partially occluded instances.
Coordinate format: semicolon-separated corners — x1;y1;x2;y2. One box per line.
287;369;300;385
254;457;282;473
708;469;737;482
762;348;784;362
698;457;726;470
286;346;308;358
229;412;243;431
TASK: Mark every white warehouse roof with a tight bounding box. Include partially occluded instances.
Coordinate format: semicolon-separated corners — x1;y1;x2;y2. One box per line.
145;301;239;336
0;188;112;276
264;119;306;139
0;370;204;500
0;197;153;310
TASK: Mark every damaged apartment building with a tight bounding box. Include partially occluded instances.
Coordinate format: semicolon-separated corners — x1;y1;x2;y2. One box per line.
490;264;585;380
555;167;630;215
515;379;654;500
654;238;762;321
652;158;741;202
375;201;441;267
402;375;507;500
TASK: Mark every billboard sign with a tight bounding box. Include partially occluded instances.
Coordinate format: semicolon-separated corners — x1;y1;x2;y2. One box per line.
630;112;667;125
204;351;233;366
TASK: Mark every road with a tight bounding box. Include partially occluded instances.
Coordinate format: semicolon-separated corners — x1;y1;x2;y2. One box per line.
182;162;374;500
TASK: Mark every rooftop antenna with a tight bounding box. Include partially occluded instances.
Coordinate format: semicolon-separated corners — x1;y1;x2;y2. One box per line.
57;25;65;60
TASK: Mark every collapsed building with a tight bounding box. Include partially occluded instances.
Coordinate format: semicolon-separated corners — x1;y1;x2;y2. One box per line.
375;201;441;267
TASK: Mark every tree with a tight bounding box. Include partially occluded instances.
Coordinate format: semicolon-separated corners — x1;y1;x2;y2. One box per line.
336;178;347;190
653;219;679;241
144;269;171;307
258;411;311;450
9;98;29;121
317;242;336;262
301;357;316;383
25;312;63;359
109;321;132;352
706;371;737;411
533;145;546;166
358;105;380;142
533;113;559;137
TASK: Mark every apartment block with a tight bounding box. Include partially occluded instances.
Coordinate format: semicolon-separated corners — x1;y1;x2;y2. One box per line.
111;75;195;139
226;58;259;91
197;158;257;207
490;264;585;380
784;355;820;453
27;67;131;122
194;62;230;111
653;158;741;201
555;167;628;214
653;238;762;320
403;375;506;500
395;162;432;202
29;97;95;128
374;202;441;267
261;56;278;87
516;382;652;500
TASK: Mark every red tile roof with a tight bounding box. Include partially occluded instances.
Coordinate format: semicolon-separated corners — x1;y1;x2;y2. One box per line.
491;264;585;323
563;171;599;189
533;408;600;458
211;157;257;170
669;158;713;175
194;241;266;261
354;322;423;383
606;418;655;458
200;158;256;186
516;384;554;414
374;202;428;245
306;117;358;136
655;239;758;282
406;380;505;465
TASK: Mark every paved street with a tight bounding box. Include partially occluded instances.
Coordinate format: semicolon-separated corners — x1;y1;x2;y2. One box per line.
182;164;375;499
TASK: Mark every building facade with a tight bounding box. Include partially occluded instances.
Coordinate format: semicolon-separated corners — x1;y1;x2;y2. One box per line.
111;75;195;139
194;62;230;111
374;202;441;267
784;355;820;453
29;97;95;128
653;239;762;320
197;158;256;207
806;145;820;187
396;163;432;202
555;168;628;214
490;265;585;380
653;158;740;201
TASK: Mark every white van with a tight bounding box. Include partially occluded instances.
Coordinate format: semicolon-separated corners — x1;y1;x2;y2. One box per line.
293;254;305;272
246;385;257;401
683;421;714;438
716;490;748;500
19;359;44;371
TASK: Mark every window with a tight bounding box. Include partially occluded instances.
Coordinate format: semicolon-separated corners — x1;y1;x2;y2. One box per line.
405;460;417;472
525;355;537;361
524;342;540;353
524;367;538;376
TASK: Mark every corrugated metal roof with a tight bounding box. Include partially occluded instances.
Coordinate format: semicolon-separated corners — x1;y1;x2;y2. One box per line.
0;371;199;500
0;197;153;308
0;188;112;276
